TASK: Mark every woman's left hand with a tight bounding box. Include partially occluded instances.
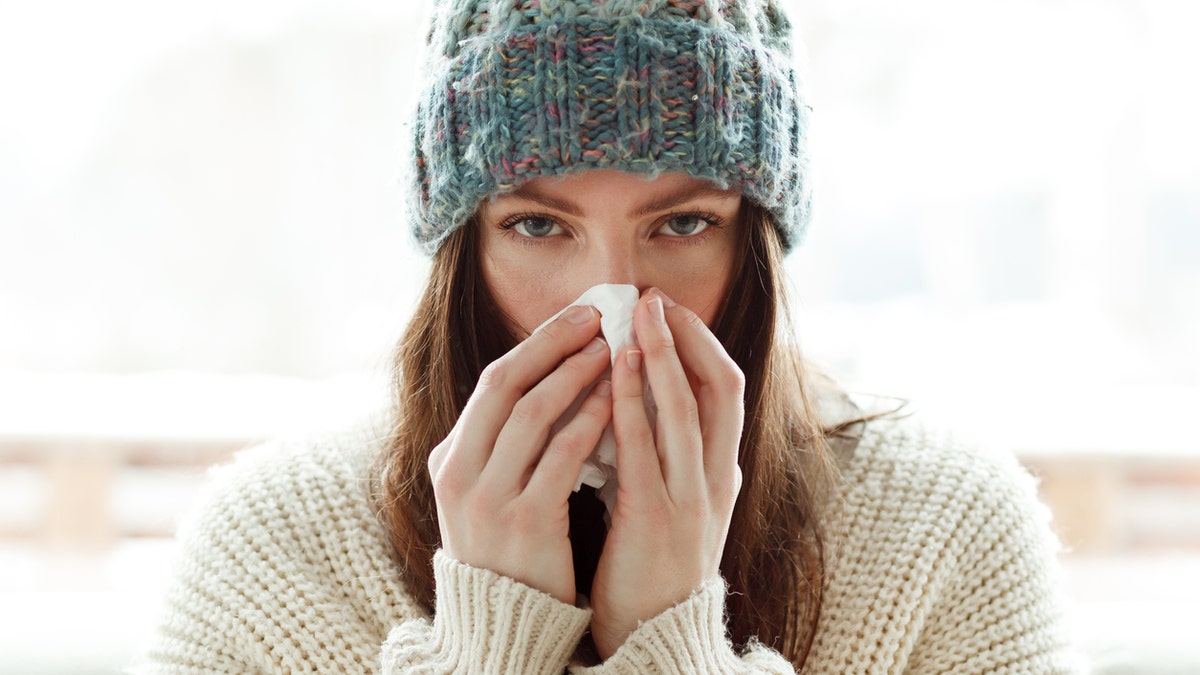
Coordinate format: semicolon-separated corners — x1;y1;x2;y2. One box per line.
589;288;746;660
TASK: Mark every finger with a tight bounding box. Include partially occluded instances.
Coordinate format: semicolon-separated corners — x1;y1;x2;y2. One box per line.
633;293;704;494
480;336;611;490
526;379;613;505
426;425;458;480
611;345;665;497
647;288;745;487
445;304;601;478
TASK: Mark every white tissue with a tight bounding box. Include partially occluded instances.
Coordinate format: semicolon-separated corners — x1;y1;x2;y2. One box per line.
538;284;656;517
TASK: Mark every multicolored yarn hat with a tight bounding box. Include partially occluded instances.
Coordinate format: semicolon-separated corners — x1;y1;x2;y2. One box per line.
406;0;811;255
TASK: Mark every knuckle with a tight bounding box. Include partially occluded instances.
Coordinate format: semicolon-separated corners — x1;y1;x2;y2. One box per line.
643;331;676;356
616;415;654;447
541;314;569;339
564;348;604;376
642;500;673;527
555;356;590;385
464;490;498;520
664;396;700;427
427;440;449;476
635;424;657;448
580;392;612;421
677;495;710;522
506;500;543;536
478;359;509;391
548;429;589;461
509;394;546;426
716;359;746;396
431;464;466;499
612;374;643;399
539;309;587;343
682;309;707;332
531;326;559;352
710;470;742;507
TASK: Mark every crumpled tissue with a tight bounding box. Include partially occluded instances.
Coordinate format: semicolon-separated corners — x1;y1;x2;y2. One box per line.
537;284;657;517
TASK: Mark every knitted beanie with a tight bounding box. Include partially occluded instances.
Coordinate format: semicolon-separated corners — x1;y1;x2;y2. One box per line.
406;0;811;255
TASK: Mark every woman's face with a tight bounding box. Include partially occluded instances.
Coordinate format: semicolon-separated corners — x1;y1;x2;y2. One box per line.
476;169;742;337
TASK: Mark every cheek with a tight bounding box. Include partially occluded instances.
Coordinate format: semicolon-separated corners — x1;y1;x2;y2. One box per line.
661;274;730;326
482;256;576;337
653;246;737;326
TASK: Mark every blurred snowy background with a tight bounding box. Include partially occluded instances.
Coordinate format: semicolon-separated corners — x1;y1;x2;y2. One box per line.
1;0;1197;671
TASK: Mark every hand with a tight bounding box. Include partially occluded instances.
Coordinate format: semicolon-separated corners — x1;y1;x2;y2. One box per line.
427;304;613;605
589;289;745;659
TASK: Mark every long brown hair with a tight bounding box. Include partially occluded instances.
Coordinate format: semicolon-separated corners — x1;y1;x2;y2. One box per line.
375;200;848;667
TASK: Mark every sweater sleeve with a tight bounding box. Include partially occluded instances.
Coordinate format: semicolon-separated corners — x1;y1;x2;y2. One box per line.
571;578;794;675
380;551;591;674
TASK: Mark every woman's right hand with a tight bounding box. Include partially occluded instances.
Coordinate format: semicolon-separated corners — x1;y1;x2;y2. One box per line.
427;304;613;605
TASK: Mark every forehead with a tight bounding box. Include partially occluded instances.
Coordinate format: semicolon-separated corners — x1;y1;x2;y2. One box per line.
481;169;741;215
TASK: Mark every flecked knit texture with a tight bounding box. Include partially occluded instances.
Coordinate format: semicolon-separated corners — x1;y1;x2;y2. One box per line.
407;0;812;255
131;412;1079;674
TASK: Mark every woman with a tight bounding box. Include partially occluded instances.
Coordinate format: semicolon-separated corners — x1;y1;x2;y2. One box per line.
136;1;1077;672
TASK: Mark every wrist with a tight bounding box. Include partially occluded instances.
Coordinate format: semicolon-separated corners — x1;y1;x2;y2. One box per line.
591;620;633;661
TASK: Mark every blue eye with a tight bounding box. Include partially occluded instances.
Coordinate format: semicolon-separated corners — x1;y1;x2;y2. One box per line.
505;216;562;238
658;214;713;237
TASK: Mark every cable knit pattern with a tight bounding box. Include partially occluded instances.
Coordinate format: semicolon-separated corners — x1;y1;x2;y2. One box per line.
131;411;1079;674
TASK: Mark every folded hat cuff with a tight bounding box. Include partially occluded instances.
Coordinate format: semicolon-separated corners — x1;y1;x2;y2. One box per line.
410;14;810;255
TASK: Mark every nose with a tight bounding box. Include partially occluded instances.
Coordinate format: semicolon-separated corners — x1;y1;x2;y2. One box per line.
585;238;641;289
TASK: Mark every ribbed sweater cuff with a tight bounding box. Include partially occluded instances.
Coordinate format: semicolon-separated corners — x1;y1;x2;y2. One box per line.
430;550;592;674
584;577;739;673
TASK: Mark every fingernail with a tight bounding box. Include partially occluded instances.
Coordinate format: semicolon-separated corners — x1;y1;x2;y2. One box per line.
593;380;611;397
648;296;666;324
583;337;607;354
626;349;642;371
649;288;677;307
565;305;594;324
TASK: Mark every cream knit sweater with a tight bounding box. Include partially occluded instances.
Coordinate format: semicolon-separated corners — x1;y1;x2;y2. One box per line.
132;412;1077;674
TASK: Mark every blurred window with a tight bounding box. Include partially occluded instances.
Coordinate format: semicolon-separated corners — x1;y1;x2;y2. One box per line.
0;0;1196;450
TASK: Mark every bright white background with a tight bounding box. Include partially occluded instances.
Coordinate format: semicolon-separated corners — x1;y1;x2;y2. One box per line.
1;0;1197;671
1;0;1196;447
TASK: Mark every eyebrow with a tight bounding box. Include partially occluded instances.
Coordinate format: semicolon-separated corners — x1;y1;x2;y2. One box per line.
504;182;739;218
632;185;741;216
